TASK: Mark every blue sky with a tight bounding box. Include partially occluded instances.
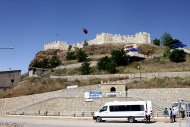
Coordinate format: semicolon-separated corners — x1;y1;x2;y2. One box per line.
0;0;190;73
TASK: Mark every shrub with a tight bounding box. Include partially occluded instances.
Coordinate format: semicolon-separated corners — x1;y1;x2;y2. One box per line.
32;56;61;68
111;49;130;66
97;56;117;74
76;48;88;62
105;60;117;74
97;56;111;70
163;47;171;57
80;60;91;75
169;49;186;62
66;51;77;60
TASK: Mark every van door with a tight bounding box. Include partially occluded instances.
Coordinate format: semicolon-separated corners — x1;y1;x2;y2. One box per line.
146;101;153;117
99;106;109;119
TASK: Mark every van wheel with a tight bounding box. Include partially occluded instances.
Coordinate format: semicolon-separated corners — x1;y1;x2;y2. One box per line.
96;117;102;123
128;117;135;123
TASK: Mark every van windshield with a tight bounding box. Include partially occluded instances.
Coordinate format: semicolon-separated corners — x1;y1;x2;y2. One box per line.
100;106;107;112
172;103;178;107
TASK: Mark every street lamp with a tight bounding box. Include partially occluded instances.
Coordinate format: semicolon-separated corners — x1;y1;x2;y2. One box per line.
0;47;14;49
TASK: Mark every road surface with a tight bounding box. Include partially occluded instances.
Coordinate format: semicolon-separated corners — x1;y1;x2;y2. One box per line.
0;115;189;127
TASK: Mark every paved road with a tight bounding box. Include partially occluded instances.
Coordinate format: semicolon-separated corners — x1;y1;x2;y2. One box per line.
0;116;189;127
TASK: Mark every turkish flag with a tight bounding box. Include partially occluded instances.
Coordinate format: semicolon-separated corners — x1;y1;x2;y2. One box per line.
83;28;88;34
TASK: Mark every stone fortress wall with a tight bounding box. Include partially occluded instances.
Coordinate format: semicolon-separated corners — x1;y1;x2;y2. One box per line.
44;32;151;51
44;41;69;51
88;32;151;45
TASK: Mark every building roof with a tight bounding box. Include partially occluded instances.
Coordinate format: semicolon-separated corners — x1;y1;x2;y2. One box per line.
0;70;21;74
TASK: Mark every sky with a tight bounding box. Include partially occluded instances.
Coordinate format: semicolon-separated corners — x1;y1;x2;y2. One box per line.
0;0;190;74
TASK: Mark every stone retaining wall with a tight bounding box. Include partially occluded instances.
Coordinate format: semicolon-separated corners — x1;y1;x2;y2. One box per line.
50;71;190;81
0;85;189;117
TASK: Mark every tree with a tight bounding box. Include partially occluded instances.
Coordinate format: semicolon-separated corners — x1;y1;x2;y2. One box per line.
76;48;88;62
169;49;186;62
153;38;160;46
161;32;174;47
111;49;129;66
161;33;182;47
80;59;91;75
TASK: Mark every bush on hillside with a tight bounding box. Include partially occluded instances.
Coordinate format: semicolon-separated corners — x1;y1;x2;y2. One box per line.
106;60;117;74
169;49;186;62
66;51;77;60
97;56;117;74
163;47;171;57
111;49;130;66
97;56;111;70
80;59;91;75
32;56;61;69
76;48;88;62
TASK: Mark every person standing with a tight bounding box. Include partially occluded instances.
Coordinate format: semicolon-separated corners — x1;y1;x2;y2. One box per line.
172;109;176;122
145;111;148;123
169;108;173;123
163;108;169;122
147;111;151;123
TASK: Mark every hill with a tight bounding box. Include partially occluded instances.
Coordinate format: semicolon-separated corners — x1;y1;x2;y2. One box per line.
1;43;190;98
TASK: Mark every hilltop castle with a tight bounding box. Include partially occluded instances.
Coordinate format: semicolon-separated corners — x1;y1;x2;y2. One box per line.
44;32;151;51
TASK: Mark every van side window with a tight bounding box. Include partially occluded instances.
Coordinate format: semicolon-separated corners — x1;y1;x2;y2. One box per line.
100;106;107;112
110;105;130;112
131;105;144;111
110;105;144;112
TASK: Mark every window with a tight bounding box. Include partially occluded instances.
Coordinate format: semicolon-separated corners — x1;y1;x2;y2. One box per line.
100;106;107;112
11;79;14;83
110;105;130;112
130;105;144;111
109;105;144;112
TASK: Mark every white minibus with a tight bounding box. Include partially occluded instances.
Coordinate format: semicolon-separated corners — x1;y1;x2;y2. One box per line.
93;101;152;123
